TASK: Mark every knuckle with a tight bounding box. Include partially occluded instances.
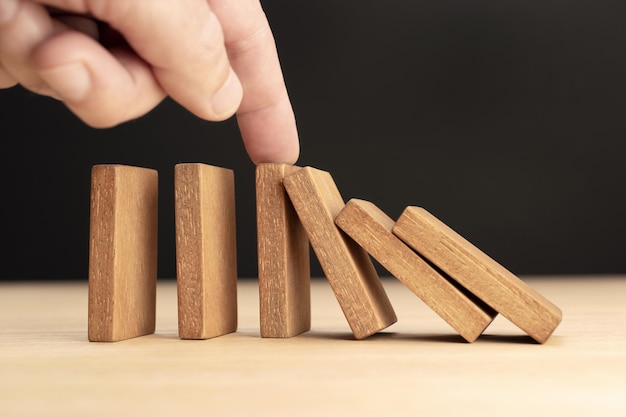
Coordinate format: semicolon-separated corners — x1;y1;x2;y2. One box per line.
225;24;272;59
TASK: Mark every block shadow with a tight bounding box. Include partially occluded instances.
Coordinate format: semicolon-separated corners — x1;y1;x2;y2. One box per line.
298;330;467;343
298;330;539;344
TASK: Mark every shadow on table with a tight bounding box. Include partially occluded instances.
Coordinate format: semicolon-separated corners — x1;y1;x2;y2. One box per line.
298;330;538;344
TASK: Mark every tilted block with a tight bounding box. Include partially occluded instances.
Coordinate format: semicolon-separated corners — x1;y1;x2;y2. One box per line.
335;199;497;342
393;206;562;343
283;167;397;339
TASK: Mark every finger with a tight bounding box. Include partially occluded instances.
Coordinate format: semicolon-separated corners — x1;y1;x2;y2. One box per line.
0;0;19;88
33;31;166;127
209;0;300;164
31;0;243;121
0;0;57;95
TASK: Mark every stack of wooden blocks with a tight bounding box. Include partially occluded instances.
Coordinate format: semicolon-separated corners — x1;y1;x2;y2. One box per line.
88;163;562;343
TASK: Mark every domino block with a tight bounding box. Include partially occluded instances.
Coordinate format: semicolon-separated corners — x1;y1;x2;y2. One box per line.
283;167;397;339
256;163;311;338
88;164;158;342
174;163;237;339
335;199;497;342
393;207;563;343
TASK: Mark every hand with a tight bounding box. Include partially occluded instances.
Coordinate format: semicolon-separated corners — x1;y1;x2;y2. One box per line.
0;0;299;164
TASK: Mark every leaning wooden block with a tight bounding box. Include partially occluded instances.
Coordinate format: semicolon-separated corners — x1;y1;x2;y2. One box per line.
393;207;563;343
256;163;311;338
174;163;237;339
283;167;397;339
335;199;497;342
88;164;158;342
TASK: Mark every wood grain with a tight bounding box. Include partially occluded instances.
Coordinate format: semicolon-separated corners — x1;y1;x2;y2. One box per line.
393;206;563;343
88;164;158;342
283;166;397;339
174;163;237;339
335;199;497;342
256;163;311;337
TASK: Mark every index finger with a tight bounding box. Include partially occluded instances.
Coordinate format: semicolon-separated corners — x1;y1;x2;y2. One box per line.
209;0;300;164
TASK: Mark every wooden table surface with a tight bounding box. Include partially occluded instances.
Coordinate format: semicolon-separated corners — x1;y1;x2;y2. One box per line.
1;276;625;416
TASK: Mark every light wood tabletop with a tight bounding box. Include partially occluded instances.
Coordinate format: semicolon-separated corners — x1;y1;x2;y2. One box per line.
1;276;625;416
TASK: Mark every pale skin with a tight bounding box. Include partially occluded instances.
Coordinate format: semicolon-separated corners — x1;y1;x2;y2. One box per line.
0;0;299;164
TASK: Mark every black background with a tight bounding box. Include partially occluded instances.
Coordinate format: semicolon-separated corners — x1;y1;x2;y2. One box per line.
1;1;625;281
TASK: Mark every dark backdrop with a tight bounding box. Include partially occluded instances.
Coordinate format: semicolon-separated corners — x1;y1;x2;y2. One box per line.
1;1;625;281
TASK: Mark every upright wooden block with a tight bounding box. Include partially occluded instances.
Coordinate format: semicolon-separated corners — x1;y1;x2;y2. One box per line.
256;163;311;338
283;167;397;339
393;207;563;343
335;199;497;342
174;163;237;339
88;164;158;342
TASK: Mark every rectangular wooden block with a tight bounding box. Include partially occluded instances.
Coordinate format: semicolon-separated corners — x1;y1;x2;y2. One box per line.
283;166;397;339
335;199;497;342
256;163;311;338
88;164;158;342
393;206;563;343
174;163;237;339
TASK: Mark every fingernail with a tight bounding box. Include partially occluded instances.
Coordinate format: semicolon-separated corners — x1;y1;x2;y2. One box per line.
40;62;91;102
211;69;243;119
0;0;19;25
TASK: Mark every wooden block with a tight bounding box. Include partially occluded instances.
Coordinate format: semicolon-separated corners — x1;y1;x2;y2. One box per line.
88;165;158;342
174;163;237;339
256;163;311;338
283;167;397;339
335;199;497;342
393;207;563;343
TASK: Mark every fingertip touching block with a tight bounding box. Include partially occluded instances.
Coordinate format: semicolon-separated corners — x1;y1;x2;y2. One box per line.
393;206;562;343
335;199;497;342
256;163;311;338
88;164;158;342
175;163;238;340
283;167;397;339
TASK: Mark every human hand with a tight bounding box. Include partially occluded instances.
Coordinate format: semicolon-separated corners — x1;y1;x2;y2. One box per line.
0;0;299;164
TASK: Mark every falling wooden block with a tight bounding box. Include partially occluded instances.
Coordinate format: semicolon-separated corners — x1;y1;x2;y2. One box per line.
283;167;397;339
256;163;311;338
335;199;497;342
174;163;237;339
88;164;158;342
393;207;563;343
